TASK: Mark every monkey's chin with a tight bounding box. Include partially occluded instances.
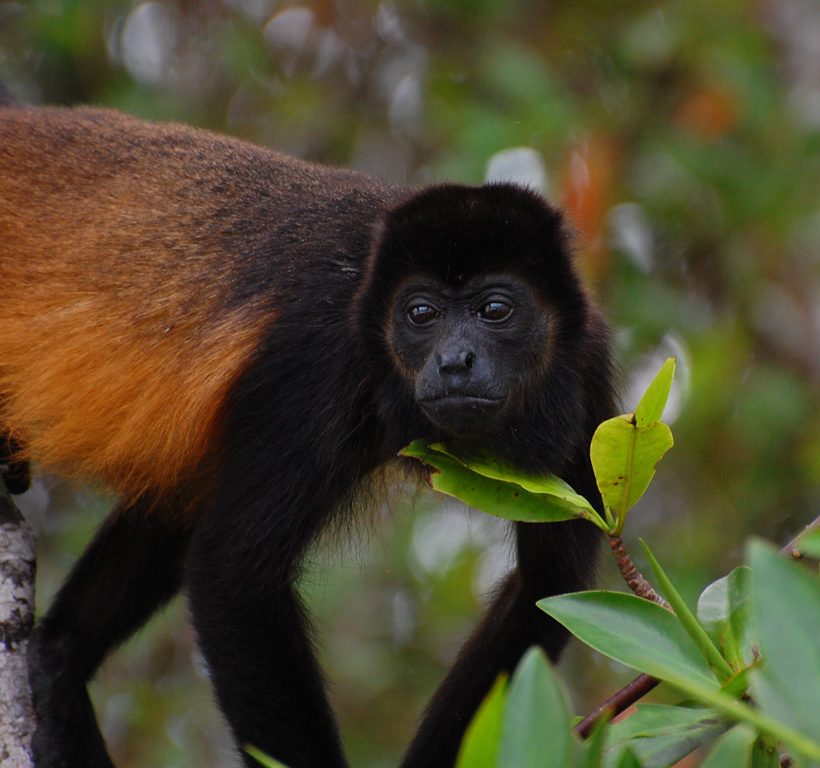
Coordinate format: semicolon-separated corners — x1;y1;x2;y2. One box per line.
419;395;506;436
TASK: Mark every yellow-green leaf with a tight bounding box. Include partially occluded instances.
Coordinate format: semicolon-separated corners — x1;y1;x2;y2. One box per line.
634;357;676;427
590;416;674;529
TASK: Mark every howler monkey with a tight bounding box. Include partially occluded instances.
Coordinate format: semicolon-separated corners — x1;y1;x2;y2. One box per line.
0;103;614;768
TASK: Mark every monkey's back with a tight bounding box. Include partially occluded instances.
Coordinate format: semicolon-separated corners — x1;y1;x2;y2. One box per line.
0;107;392;500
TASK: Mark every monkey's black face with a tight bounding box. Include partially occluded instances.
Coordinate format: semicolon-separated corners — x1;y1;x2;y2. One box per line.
389;273;550;437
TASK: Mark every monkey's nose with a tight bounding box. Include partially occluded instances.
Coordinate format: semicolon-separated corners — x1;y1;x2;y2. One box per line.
437;348;475;375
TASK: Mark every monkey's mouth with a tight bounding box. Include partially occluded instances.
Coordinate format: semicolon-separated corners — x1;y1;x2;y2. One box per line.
419;394;506;433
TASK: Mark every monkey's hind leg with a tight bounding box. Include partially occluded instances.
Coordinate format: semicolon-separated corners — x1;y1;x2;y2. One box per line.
28;498;190;768
0;433;31;494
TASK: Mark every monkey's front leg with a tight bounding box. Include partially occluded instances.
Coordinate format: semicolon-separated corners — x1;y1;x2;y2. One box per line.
399;571;536;768
401;518;600;768
186;500;349;768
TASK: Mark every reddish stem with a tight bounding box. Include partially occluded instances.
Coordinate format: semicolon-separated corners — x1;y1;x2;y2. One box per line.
608;535;671;609
574;673;660;738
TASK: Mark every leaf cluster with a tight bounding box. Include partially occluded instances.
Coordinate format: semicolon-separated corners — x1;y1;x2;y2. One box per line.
453;540;820;768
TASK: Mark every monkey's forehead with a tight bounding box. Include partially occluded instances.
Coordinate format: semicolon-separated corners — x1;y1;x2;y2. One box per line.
385;182;564;237
372;182;575;290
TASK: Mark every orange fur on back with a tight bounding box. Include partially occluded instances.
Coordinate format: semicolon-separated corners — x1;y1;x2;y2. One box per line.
0;107;274;500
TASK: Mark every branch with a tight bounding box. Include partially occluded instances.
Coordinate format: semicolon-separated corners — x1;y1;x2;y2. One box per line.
576;517;819;745
0;479;36;767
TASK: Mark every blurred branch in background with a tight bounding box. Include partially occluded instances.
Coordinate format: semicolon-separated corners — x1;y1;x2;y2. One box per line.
1;1;817;766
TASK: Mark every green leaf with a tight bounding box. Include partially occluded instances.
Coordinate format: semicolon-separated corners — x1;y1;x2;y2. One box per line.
538;591;718;688
589;416;673;530
698;725;755;768
750;734;780;768
582;716;610;768
641;540;734;682
245;746;289;768
588;358;676;530
400;441;607;529
748;540;820;752
498;648;573;768
798;528;820;558
720;667;752;700
604;704;727;768
430;443;599;518
634;357;676;427
614;748;643;768
455;675;507;768
697;567;756;670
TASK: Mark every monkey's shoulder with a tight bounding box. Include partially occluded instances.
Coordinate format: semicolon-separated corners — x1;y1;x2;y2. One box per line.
0;105;396;206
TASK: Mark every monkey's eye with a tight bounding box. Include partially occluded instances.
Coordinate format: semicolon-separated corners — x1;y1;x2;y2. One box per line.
477;301;513;323
407;304;440;326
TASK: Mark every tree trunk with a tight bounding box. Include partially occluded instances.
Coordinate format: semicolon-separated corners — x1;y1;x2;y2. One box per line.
0;484;36;767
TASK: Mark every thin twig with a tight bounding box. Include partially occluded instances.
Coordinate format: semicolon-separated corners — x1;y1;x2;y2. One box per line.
608;535;671;609
574;673;659;738
780;515;820;560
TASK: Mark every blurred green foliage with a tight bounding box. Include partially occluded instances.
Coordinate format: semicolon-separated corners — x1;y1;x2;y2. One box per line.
2;1;817;766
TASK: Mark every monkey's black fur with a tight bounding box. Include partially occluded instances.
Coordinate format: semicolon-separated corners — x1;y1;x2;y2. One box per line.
0;434;30;494
2;106;614;768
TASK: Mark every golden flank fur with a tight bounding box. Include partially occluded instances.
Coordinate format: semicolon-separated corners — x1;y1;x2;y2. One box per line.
0;107;272;499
